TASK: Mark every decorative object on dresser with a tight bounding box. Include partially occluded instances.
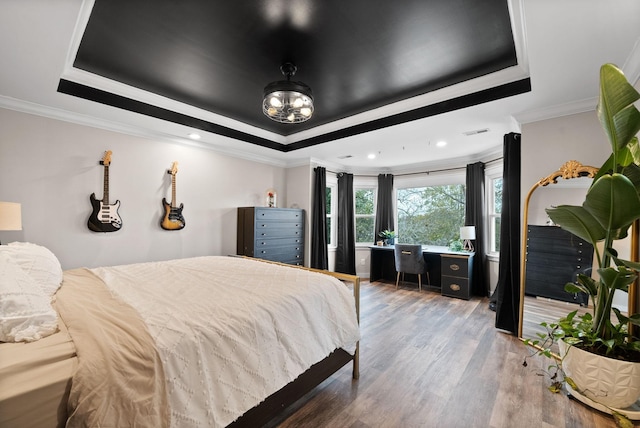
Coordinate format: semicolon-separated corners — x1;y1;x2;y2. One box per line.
265;188;277;208
160;161;185;230
237;207;305;265
0;202;22;245
524;225;593;305
87;150;122;232
440;253;474;300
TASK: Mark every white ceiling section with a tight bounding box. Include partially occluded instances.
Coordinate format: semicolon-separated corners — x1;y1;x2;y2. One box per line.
1;0;639;174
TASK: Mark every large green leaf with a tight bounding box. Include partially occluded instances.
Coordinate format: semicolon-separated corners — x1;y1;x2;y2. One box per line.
597;64;640;153
546;205;605;245
598;266;636;291
583;173;640;236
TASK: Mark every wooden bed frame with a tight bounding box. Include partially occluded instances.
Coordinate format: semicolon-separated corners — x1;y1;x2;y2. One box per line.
229;259;361;427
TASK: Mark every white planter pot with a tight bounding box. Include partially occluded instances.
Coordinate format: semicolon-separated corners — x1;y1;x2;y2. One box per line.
559;339;640;409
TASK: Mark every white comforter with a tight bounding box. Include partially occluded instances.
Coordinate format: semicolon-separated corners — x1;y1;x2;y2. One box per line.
90;256;360;427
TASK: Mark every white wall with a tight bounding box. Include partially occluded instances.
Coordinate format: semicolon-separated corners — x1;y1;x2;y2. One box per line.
284;164;313;266
0;108;288;270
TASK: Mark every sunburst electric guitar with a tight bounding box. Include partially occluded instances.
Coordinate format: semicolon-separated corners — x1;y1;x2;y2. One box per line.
161;162;185;230
87;150;122;232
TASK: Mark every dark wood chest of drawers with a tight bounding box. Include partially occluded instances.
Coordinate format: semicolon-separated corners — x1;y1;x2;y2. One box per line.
440;253;474;300
525;225;593;305
236;207;305;265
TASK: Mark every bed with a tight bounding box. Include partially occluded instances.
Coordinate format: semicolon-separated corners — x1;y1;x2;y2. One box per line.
0;244;360;428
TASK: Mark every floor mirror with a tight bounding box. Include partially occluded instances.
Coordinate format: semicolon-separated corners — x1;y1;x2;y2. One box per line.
518;160;639;341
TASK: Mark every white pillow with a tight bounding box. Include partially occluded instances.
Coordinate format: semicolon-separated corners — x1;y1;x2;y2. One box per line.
0;252;58;342
0;242;63;298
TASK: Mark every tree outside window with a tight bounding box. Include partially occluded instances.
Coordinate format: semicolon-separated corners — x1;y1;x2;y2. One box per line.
355;188;375;243
489;178;502;253
326;186;334;245
396;184;465;246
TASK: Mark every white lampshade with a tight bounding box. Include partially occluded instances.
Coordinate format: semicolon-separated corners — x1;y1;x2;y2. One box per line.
460;226;476;240
460;226;476;252
0;202;22;231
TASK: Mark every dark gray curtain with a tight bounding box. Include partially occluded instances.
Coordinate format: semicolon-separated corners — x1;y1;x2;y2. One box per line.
336;173;356;274
310;167;328;269
374;174;394;243
494;132;521;334
465;162;487;296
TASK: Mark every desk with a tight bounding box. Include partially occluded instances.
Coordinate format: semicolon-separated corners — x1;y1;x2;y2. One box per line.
369;245;474;299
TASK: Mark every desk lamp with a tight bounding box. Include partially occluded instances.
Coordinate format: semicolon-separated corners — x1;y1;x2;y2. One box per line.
460;226;476;252
0;202;22;244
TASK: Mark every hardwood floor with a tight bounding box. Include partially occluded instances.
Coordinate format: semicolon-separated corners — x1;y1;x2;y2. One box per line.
269;280;624;428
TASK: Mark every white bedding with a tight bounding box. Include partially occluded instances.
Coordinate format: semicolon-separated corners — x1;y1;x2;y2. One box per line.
90;256;360;428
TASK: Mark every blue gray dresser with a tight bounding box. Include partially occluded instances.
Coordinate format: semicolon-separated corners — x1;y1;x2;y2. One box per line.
236;207;305;265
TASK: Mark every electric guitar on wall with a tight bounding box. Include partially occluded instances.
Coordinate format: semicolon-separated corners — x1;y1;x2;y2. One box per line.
87;150;122;232
161;161;185;230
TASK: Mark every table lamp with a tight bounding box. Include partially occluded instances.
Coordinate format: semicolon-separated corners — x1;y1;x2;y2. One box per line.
460;226;476;252
0;202;22;244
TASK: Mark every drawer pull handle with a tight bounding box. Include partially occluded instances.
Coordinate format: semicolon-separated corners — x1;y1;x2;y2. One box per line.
449;264;460;271
449;283;461;291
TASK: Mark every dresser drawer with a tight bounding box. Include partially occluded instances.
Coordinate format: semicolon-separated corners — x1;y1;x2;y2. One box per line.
441;256;470;277
441;276;471;300
254;237;303;249
254;208;304;221
254;246;303;262
255;224;303;239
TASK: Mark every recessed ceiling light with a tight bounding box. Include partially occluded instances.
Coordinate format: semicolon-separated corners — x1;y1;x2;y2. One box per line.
367;153;376;159
188;133;201;140
436;141;447;147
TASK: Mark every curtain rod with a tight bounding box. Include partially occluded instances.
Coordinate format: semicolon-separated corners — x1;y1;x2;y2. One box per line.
317;156;503;177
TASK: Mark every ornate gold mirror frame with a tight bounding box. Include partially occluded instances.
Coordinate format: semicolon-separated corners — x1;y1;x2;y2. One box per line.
518;160;640;338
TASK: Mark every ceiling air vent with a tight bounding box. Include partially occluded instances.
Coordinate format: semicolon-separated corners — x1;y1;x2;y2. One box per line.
463;128;489;136
337;155;353;159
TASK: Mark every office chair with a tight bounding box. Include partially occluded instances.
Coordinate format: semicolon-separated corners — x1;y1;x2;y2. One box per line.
394;243;430;291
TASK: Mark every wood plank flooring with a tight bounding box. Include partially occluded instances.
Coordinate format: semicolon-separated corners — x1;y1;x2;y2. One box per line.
267;280;623;428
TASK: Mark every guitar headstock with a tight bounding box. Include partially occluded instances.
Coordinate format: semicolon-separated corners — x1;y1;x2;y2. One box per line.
168;161;179;176
100;150;113;166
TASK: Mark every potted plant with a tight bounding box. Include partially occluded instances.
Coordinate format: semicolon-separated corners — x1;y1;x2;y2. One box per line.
378;230;397;245
525;63;640;422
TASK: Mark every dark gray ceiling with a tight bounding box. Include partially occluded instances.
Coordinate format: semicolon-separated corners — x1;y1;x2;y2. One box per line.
60;0;527;149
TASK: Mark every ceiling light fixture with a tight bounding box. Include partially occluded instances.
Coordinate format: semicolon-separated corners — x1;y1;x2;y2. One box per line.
263;62;314;124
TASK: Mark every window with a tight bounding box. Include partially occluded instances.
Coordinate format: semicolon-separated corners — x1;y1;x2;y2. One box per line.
355;188;375;243
489;177;502;253
396;184;465;246
326;185;335;246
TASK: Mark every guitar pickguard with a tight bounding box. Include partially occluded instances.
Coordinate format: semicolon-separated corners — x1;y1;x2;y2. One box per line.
88;193;122;232
161;198;185;230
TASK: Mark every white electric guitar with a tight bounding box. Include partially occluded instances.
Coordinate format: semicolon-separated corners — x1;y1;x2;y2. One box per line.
87;150;122;232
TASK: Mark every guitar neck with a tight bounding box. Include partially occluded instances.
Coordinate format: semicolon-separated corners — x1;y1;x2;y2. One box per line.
103;165;110;204
171;174;177;208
